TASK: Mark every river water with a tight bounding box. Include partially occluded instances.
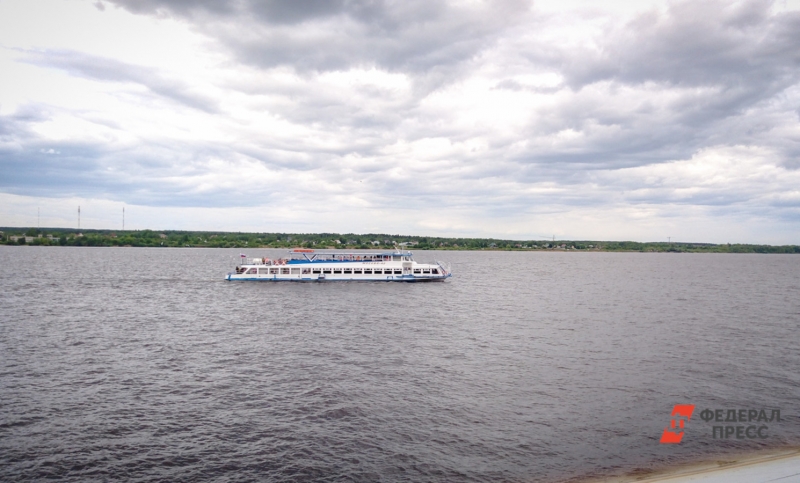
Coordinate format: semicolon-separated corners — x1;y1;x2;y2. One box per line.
1;247;798;482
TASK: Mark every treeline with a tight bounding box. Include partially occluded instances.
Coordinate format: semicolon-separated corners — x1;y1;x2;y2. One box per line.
1;227;799;253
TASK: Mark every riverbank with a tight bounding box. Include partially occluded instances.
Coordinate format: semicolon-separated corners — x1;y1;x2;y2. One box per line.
586;448;800;483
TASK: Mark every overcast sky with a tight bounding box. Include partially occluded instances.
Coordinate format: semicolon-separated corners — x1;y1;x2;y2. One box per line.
1;0;799;243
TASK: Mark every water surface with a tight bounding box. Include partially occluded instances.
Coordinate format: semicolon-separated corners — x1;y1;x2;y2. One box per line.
1;247;798;481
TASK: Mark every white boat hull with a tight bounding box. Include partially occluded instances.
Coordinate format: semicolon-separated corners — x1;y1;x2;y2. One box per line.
226;274;448;282
225;250;451;282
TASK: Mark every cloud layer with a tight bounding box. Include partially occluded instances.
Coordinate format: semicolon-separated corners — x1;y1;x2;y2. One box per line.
1;0;799;242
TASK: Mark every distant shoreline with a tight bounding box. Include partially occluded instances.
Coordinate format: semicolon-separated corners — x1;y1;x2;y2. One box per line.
2;244;800;254
1;227;798;253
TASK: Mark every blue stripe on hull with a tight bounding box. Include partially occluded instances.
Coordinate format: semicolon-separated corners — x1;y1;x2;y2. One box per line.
225;275;450;282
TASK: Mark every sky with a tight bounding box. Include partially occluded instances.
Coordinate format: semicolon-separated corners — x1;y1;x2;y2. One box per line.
1;0;799;243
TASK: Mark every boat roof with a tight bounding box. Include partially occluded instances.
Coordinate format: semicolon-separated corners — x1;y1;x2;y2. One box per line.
288;249;412;256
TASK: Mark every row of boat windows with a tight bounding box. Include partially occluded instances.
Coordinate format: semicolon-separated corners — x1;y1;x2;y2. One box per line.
303;255;411;262
243;267;440;275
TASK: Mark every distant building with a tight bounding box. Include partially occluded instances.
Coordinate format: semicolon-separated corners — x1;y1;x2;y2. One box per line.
159;234;167;239
10;236;36;243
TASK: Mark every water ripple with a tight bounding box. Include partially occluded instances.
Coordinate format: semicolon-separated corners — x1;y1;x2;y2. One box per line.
1;247;798;482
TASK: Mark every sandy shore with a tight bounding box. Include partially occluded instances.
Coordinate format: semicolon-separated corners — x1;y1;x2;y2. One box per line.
582;448;800;483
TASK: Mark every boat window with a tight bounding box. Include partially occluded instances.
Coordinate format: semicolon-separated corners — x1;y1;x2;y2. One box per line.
353;269;362;274
302;268;311;274
333;269;342;274
246;268;257;274
258;268;269;274
281;268;290;274
363;269;372;274
270;268;279;274
323;269;332;274
291;268;300;274
423;269;431;274
393;269;401;274
343;269;352;274
313;269;321;274
413;269;421;274
431;269;439;274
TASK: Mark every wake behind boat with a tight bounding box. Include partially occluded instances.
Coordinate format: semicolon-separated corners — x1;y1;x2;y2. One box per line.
226;249;452;282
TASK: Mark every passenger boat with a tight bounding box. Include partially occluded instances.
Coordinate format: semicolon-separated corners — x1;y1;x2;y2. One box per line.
226;249;451;282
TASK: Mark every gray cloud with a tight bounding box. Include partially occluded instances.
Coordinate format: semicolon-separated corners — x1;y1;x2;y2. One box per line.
565;1;799;88
538;1;800;120
2;0;800;240
0;123;114;199
107;0;532;73
105;0;235;18
498;3;800;173
99;0;800;175
23;50;221;113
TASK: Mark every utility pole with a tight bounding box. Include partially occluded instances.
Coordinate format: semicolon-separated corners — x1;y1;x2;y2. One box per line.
668;236;671;244
38;207;40;230
78;206;81;230
123;206;125;231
